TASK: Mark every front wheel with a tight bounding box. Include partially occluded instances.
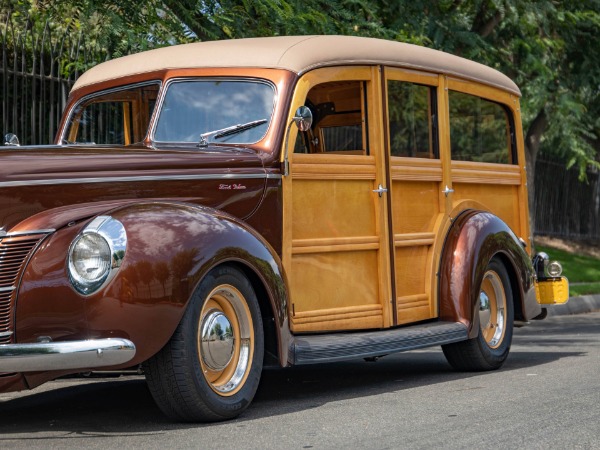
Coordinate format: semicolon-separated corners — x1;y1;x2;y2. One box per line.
442;257;514;371
144;266;264;422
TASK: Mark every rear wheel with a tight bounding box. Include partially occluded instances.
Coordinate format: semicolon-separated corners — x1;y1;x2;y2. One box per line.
144;266;264;422
442;257;514;371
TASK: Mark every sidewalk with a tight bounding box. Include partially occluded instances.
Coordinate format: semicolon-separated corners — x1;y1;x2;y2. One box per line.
547;294;600;316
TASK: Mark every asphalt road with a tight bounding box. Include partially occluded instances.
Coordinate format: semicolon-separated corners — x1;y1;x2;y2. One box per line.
0;312;598;449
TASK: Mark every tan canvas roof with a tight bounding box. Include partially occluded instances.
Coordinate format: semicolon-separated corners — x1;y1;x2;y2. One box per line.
73;35;520;96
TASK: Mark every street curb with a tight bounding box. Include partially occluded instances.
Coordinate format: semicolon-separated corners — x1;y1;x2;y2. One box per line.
546;294;600;316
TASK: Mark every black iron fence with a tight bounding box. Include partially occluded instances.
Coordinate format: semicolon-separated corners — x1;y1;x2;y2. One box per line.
0;13;103;145
534;158;600;241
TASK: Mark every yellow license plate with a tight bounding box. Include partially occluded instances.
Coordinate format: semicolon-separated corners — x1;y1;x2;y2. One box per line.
535;277;569;305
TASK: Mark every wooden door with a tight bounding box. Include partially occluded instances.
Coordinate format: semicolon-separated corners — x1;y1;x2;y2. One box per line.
383;68;446;325
283;66;393;333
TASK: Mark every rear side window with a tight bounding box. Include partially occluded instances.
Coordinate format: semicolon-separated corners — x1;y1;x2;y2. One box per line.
449;91;515;164
387;81;437;158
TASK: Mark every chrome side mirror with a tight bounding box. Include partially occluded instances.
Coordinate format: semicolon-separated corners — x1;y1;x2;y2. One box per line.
4;133;20;146
293;106;313;132
283;107;314;176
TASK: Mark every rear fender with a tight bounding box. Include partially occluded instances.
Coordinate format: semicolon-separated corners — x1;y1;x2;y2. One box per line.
438;210;539;338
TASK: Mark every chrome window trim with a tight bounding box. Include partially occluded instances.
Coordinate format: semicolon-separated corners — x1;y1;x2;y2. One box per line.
151;77;278;146
0;173;281;188
59;80;162;145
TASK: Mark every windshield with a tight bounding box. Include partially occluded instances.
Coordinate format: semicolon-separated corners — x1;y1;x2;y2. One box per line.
64;83;159;145
154;79;275;145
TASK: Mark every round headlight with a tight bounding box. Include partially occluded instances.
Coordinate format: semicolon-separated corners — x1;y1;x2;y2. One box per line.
68;232;112;294
547;260;563;277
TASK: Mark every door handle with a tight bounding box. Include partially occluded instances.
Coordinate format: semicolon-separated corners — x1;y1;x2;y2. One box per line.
373;184;388;197
442;185;454;197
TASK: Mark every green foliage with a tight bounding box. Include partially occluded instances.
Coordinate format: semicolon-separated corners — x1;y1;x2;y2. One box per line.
2;0;598;175
375;1;599;176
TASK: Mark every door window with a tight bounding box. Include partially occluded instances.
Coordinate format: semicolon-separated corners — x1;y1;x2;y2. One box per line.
294;80;368;155
387;81;438;158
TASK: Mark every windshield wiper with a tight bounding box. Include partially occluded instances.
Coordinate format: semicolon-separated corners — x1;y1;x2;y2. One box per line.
197;119;267;147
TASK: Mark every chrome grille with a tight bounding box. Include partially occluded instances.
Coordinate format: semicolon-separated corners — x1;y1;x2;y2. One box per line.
0;233;47;344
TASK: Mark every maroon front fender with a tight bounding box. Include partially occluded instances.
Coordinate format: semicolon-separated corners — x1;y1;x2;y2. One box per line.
16;201;289;388
439;210;539;338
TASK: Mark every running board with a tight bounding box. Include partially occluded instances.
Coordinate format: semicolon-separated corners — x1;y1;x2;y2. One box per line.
289;321;468;365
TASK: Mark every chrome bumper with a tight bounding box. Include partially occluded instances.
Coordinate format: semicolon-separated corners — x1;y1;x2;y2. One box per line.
0;338;136;372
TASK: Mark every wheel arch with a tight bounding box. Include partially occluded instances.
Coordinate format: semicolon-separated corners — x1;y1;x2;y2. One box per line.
211;259;288;368
107;201;292;367
494;252;525;322
438;210;539;338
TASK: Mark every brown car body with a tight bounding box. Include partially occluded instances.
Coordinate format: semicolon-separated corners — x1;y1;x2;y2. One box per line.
0;36;564;420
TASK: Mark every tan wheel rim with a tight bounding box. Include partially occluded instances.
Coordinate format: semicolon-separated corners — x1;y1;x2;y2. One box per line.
478;270;507;349
197;284;254;396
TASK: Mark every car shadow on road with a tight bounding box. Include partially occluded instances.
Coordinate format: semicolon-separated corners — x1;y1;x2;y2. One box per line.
0;344;586;437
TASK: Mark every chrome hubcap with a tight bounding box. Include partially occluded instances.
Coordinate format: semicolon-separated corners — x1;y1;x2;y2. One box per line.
478;270;506;348
201;310;234;371
198;285;254;396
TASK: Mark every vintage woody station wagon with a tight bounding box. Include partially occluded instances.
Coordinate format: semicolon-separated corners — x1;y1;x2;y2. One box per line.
0;36;568;421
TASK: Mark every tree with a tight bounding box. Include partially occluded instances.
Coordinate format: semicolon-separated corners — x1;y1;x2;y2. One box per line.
3;0;598;232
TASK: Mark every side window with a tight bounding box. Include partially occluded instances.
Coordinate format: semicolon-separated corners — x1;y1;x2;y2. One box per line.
449;91;515;164
294;80;368;155
66;83;159;145
387;81;437;158
74;101;132;145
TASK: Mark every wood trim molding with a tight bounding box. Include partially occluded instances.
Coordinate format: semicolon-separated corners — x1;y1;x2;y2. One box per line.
292;304;382;324
292;155;377;180
394;232;435;247
292;236;380;254
390;158;443;181
396;294;429;310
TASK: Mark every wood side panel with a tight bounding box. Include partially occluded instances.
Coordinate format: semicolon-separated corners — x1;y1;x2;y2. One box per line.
394;245;434;324
290;250;383;332
451;184;520;232
291;179;377;240
390;179;440;234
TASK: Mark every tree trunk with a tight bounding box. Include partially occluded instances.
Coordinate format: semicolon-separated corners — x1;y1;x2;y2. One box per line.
524;109;548;238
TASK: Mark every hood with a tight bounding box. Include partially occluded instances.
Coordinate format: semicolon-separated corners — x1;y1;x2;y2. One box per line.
0;143;268;233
